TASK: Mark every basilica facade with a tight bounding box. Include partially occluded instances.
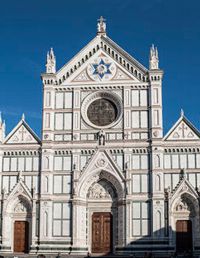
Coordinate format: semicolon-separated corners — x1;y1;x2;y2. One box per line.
0;17;200;257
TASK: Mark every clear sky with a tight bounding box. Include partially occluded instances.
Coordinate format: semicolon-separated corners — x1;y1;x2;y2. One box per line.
0;0;200;137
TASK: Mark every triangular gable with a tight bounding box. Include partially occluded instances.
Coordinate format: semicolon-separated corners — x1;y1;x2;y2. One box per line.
171;175;199;204
80;149;125;183
164;115;200;141
4;118;41;144
51;35;147;85
71;51;139;83
6;177;32;202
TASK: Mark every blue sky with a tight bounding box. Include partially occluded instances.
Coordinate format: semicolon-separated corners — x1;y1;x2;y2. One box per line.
0;0;200;136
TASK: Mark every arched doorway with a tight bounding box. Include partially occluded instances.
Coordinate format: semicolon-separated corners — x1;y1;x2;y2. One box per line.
3;194;32;253
87;179;117;254
74;169;126;254
173;193;197;254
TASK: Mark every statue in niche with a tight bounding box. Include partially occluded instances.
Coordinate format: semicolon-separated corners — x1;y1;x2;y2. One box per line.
98;129;105;145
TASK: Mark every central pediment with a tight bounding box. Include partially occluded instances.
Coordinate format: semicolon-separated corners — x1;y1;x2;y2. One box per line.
51;35;148;86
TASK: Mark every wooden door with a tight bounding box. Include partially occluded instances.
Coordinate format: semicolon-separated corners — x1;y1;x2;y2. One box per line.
176;220;192;253
14;221;29;253
92;212;112;253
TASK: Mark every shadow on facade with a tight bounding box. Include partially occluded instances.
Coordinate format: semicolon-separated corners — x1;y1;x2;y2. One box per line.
80;225;196;258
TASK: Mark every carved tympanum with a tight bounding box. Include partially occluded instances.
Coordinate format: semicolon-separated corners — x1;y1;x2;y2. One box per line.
87;180;116;199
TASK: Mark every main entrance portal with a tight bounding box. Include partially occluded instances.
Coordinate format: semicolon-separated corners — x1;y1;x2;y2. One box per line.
92;212;112;253
14;221;29;253
176;220;192;253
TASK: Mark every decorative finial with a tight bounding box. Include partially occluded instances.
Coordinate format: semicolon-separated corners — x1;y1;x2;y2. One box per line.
0;112;5;142
46;47;56;74
97;16;106;36
181;109;184;117
22;113;25;120
149;44;159;70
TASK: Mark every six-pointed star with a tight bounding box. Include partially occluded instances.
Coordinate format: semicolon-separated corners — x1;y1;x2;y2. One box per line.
92;59;112;79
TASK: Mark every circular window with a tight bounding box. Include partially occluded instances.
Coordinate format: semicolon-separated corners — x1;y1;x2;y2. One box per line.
81;91;122;129
87;98;117;126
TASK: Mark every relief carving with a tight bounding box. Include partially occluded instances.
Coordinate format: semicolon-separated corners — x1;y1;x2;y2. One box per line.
14;201;28;213
87;180;116;199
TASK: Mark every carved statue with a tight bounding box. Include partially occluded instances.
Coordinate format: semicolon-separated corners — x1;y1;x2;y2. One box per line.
98;129;105;145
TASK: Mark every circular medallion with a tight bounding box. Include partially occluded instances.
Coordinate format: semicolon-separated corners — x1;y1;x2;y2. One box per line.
81;91;122;129
87;56;116;81
96;158;107;168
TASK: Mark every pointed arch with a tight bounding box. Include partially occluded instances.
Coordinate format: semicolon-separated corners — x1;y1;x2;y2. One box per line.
77;169;125;199
6;194;32;214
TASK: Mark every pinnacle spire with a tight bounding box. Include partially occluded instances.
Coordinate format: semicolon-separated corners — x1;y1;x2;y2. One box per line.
46;47;56;74
97;16;106;36
0;112;5;142
180;109;184;117
149;44;159;70
22;113;25;120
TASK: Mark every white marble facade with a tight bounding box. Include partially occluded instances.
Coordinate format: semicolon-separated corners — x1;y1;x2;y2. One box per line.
0;17;200;256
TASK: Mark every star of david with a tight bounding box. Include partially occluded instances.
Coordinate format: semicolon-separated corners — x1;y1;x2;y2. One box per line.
92;59;112;79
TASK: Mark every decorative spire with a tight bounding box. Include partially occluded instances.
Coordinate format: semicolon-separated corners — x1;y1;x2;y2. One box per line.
149;44;159;70
46;47;56;74
22;113;25;121
0;113;5;142
97;16;106;36
181;109;184;117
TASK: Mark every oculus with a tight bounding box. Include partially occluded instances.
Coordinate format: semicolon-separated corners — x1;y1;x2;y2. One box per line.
87;98;117;126
81;91;122;129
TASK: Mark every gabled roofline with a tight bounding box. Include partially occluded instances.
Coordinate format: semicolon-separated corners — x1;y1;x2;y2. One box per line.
56;36;100;76
42;33;150;84
3;118;41;144
102;36;148;73
163;114;200;141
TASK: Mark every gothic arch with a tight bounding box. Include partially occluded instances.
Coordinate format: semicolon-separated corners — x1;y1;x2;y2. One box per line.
2;192;33;253
171;192;199;217
77;169;125;199
170;191;200;249
5;192;32;215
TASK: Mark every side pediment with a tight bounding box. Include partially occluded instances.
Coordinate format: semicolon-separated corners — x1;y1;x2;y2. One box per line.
164;115;200;141
4;118;41;145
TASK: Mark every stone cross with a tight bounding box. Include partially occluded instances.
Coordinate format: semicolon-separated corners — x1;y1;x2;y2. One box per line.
178;122;187;138
19;126;27;141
